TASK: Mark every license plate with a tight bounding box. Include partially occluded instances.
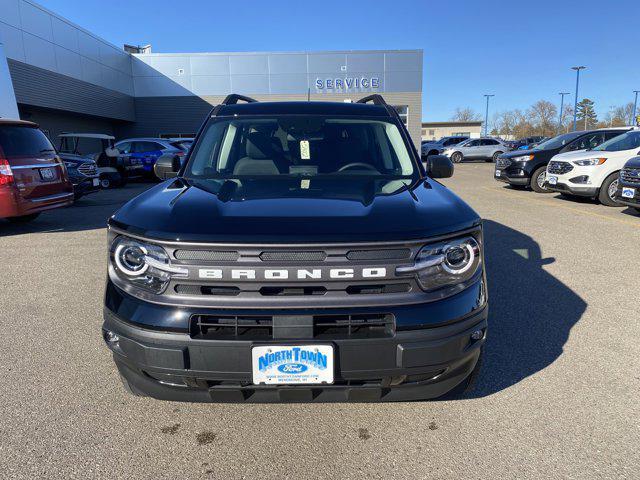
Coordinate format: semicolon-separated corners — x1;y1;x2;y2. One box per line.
252;345;334;385
39;167;55;181
495;170;501;177
622;187;636;198
548;175;558;185
92;178;100;186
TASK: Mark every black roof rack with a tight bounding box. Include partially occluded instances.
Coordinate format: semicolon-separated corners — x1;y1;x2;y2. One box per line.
355;94;388;106
221;94;258;105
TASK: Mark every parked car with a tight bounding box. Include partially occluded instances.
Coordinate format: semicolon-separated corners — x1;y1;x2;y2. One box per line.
115;138;187;177
513;136;546;150
59;133;144;189
102;93;487;402
544;128;640;206
494;128;631;192
614;156;640;213
443;137;509;163
62;156;100;199
421;136;469;158
0;119;73;223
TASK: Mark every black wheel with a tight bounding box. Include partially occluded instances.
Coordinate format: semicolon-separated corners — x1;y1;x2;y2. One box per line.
99;174;112;189
530;166;551;193
451;152;463;163
490;151;503;163
7;213;40;223
119;373;146;397
598;172;621;206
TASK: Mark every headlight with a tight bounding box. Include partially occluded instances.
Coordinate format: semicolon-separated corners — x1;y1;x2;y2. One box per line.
396;235;482;292
110;236;187;293
573;158;606;166
513;155;534;162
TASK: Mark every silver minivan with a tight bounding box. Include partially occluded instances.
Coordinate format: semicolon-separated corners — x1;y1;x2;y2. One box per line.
443;137;510;163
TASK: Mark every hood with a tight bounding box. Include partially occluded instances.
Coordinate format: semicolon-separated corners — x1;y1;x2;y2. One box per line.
58;152;96;164
624;156;640;168
109;178;480;243
549;149;595;162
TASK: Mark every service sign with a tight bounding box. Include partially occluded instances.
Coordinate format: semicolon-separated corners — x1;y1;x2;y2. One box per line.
252;345;334;385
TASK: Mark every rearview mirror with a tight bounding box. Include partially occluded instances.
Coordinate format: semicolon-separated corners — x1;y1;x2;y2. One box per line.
426;155;454;179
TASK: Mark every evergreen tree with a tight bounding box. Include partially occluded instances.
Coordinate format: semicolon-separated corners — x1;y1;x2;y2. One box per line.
575;98;598;130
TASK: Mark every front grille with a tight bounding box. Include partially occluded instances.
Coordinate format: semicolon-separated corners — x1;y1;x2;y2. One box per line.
548;161;573;175
190;313;395;340
77;162;97;176
496;158;511;169
620;168;640;185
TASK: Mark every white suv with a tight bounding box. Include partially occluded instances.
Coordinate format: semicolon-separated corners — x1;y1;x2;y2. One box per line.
545;128;640;205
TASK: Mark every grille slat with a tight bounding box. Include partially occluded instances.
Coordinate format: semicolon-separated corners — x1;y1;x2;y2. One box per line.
190;313;395;340
548;161;573;175
174;250;240;261
346;249;411;261
260;251;326;262
77;163;97;176
496;158;511;169
620;168;640;185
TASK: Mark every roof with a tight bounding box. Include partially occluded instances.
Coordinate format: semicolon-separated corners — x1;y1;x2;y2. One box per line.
422;121;483;127
59;133;115;140
216;101;391;117
116;137;174;143
0;118;38;127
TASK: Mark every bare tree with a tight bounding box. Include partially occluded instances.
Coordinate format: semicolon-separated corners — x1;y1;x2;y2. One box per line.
528;100;558;136
450;107;482;122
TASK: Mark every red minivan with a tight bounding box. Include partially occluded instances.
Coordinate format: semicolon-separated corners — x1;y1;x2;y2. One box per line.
0;119;74;223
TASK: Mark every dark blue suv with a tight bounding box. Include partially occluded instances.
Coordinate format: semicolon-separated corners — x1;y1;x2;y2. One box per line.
102;94;487;403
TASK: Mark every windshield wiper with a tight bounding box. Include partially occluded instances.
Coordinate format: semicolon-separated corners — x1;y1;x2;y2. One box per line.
39;148;56;153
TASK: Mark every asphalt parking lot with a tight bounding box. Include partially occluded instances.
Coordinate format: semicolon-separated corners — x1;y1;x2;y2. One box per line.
1;164;638;479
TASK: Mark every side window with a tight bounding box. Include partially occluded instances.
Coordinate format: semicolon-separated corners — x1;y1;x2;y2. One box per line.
117;142;132;154
484;139;498;146
604;131;623;141
133;141;158;153
466;140;479;147
569;133;605;151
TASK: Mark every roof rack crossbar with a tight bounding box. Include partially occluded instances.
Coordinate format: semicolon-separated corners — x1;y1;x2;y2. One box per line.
355;94;388;106
221;94;258;105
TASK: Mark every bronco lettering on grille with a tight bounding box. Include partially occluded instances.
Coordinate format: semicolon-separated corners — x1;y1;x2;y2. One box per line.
198;267;388;280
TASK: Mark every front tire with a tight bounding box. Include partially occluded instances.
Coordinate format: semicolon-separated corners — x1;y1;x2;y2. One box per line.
489;151;503;163
530;166;551;193
451;152;463;163
598;173;621;206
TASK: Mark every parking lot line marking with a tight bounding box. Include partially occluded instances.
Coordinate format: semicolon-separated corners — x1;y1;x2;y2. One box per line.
481;186;640;228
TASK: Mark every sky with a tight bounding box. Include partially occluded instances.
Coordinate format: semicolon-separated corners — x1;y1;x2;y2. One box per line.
41;0;640;121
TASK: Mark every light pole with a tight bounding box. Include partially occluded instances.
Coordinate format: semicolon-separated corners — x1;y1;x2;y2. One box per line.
632;90;639;126
483;94;494;136
571;66;586;131
558;92;570;132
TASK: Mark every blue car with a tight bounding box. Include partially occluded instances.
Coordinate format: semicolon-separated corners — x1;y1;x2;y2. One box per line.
115;138;187;176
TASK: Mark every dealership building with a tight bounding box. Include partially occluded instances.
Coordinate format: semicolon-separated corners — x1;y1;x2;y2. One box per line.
0;1;423;147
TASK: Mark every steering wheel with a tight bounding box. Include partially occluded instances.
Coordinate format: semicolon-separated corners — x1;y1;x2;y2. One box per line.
337;162;380;173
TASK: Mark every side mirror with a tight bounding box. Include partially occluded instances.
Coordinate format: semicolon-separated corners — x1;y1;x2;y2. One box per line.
426;155;454;179
153;153;179;180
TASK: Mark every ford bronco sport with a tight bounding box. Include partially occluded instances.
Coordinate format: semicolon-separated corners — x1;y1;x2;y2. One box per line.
103;94;488;402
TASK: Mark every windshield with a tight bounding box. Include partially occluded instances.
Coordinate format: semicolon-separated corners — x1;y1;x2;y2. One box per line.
185;116;418;192
593;131;640;152
533;132;584;150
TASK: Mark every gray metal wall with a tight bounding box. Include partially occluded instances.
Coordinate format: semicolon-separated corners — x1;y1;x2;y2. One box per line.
9;59;135;121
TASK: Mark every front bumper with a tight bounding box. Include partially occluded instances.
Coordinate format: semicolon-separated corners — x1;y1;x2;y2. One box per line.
71;175;100;197
494;160;532;185
103;282;488;403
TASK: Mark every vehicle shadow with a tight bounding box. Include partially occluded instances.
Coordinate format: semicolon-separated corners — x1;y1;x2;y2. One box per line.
619;206;640;217
0;183;152;237
468;219;587;398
